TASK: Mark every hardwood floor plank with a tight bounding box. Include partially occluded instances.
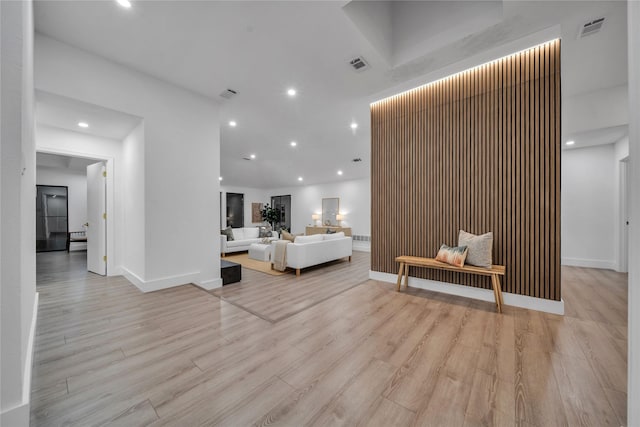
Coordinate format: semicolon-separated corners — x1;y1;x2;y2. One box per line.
357;397;416;427
308;358;397;427
464;369;515;427
550;352;619;426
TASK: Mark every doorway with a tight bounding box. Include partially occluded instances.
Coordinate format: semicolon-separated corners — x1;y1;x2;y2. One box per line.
226;192;244;227
270;195;291;232
36;185;69;252
36;151;112;276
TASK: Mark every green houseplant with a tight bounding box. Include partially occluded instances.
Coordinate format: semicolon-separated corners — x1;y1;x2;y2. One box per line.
260;203;280;229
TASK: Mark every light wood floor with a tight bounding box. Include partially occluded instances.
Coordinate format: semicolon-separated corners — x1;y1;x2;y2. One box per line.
31;251;627;426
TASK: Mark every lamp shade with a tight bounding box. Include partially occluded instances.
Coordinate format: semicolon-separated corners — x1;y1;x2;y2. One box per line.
336;214;344;221
312;214;320;220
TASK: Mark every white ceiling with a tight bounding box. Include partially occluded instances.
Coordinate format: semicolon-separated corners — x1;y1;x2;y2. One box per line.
33;0;628;188
36;90;142;140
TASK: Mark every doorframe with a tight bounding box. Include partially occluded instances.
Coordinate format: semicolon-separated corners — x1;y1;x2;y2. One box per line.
619;158;630;273
36;147;118;276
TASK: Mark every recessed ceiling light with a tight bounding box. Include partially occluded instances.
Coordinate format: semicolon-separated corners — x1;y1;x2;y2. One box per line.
337;170;343;175
298;176;303;181
219;177;223;181
350;122;358;130
566;140;575;146
250;154;256;159
78;122;89;128
287;88;297;97
290;141;297;147
116;0;132;8
229;120;237;127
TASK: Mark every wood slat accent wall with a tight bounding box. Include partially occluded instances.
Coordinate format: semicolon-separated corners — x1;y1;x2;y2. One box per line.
371;40;561;301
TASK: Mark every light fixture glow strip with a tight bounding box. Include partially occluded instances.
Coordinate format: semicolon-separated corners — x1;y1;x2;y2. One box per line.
370;38;560;107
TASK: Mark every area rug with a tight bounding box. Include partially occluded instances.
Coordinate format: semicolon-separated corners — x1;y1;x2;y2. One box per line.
223;253;287;276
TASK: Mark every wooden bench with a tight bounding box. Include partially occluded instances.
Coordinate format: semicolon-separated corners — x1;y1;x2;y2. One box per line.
395;256;506;313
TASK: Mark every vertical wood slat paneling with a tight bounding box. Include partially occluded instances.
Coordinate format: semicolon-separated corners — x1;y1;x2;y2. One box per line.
370;40;561;301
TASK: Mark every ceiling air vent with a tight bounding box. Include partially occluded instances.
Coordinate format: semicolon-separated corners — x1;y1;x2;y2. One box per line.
578;17;605;38
219;88;238;100
349;56;370;72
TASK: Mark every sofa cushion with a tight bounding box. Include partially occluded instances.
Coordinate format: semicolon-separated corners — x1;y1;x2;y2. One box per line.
226;240;248;248
244;227;259;239
221;227;234;241
295;234;323;244
231;228;244;240
323;232;345;240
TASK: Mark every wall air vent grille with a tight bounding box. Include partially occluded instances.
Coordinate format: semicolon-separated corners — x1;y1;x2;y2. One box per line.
578;17;605;38
219;89;238;99
349;56;370;72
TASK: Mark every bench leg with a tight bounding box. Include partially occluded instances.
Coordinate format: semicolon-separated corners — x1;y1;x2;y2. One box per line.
403;265;409;289
396;263;405;291
491;274;503;313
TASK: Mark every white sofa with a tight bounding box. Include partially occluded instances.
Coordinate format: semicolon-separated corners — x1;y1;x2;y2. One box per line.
220;227;279;256
272;232;352;276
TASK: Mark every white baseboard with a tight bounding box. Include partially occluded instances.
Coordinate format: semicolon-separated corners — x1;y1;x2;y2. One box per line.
1;292;38;427
352;244;371;253
194;278;223;291
369;270;564;315
561;257;616;270
121;267;200;292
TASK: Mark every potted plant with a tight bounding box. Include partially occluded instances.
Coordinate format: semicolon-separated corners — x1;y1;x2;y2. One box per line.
261;203;280;229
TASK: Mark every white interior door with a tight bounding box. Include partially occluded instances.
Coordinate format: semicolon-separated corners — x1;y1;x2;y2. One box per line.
87;162;107;275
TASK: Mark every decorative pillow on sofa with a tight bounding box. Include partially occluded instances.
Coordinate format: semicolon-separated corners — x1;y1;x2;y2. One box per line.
435;244;468;268
281;230;296;242
221;227;234;241
294;234;323;244
458;230;493;268
258;225;273;238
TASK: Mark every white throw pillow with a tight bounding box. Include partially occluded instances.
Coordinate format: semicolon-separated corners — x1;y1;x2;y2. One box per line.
294;234;323;244
323;232;345;240
231;228;244;240
244;227;259;239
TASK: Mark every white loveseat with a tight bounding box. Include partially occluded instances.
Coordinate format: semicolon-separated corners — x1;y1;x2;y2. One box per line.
272;232;352;276
220;227;279;256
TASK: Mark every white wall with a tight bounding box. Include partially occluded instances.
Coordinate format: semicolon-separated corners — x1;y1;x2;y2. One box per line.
36;125;124;275
36;166;88;233
561;144;617;269
627;1;639;424
268;178;371;237
220;185;270;229
35;35;221;291
122;122;145;278
1;0;36;425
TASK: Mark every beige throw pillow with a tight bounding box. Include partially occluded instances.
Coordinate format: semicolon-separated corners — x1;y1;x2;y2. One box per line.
281;230;296;242
458;230;493;268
